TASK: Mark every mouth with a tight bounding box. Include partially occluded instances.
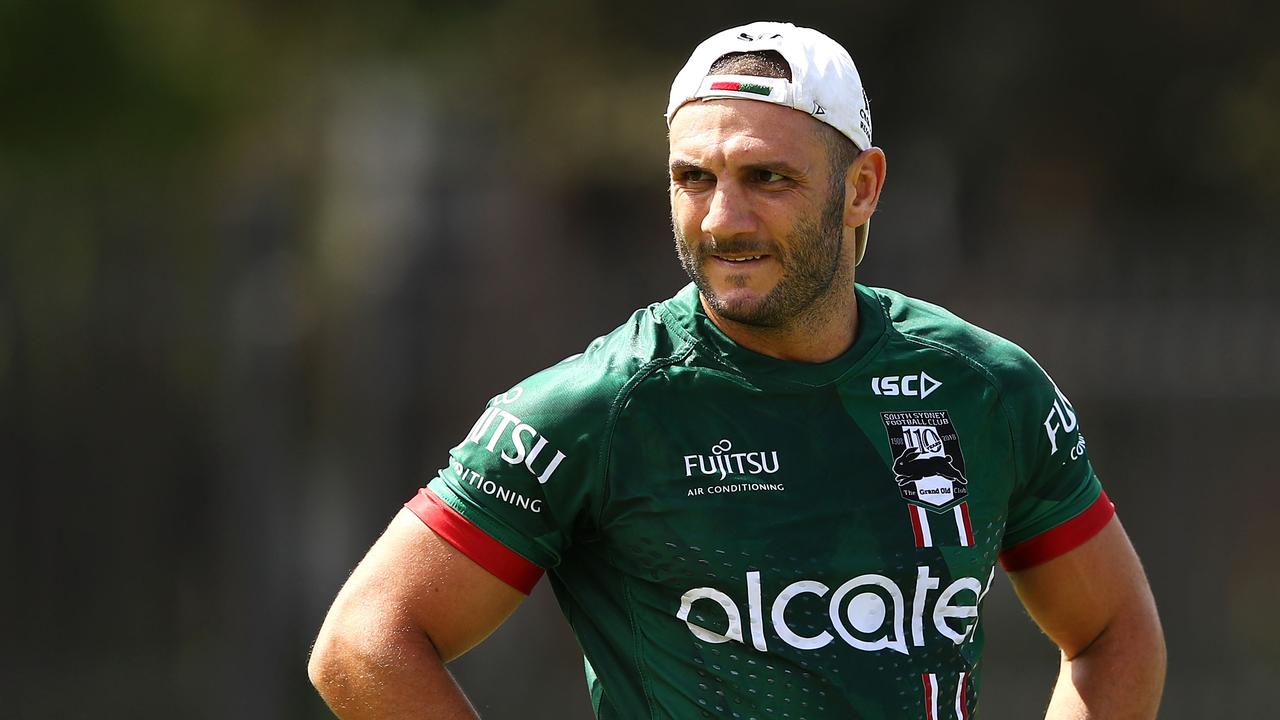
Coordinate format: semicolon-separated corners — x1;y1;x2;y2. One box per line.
710;253;770;266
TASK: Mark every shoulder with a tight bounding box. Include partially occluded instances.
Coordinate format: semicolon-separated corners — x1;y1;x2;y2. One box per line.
864;285;1051;396
452;299;691;494
487;300;692;424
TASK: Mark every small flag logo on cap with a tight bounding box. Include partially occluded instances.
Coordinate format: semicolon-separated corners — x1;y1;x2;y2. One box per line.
707;81;773;96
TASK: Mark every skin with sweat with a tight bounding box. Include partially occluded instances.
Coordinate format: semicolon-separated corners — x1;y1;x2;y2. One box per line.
667;98;885;363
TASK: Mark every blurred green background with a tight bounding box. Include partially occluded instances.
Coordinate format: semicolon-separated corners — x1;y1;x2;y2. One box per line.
3;0;1278;717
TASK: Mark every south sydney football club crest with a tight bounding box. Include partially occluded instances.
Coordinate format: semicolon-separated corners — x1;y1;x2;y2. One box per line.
880;411;976;548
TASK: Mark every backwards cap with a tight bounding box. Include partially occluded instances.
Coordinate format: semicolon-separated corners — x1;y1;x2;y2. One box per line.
666;21;875;264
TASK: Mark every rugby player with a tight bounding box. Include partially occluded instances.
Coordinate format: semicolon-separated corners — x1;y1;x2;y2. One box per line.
309;21;1166;718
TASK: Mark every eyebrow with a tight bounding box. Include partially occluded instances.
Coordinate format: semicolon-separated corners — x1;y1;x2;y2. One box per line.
668;159;704;175
741;161;806;178
668;158;807;177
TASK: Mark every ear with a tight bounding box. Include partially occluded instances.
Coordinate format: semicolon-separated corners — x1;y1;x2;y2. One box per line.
842;147;887;231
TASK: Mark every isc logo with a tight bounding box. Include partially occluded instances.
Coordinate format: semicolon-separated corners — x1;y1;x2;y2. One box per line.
871;372;941;399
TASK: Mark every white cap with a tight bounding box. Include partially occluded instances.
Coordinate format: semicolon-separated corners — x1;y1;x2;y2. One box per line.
666;21;875;264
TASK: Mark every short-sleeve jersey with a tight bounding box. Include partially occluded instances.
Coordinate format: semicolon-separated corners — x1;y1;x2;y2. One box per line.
408;283;1113;719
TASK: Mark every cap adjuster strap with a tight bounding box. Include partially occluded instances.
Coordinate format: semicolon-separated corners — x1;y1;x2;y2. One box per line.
693;75;793;107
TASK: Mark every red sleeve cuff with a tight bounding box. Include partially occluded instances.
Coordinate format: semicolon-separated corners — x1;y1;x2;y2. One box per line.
405;488;544;594
998;490;1116;572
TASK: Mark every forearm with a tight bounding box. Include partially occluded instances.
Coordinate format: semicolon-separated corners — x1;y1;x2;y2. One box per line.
309;622;478;719
1044;610;1166;719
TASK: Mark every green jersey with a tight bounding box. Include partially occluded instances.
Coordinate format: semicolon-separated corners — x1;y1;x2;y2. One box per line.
409;283;1113;719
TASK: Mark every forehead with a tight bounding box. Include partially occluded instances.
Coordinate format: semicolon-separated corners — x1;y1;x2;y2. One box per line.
668;99;827;166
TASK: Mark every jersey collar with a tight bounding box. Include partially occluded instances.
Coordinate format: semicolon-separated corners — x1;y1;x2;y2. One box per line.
665;282;888;387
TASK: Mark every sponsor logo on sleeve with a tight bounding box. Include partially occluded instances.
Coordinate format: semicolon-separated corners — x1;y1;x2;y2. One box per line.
462;387;567;485
449;460;543;513
1068;433;1087;461
1042;381;1079;455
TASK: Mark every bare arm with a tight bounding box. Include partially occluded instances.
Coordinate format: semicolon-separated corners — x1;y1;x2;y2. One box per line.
308;508;528;718
1008;515;1166;719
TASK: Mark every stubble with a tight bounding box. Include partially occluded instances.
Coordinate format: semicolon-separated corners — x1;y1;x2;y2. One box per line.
673;184;849;332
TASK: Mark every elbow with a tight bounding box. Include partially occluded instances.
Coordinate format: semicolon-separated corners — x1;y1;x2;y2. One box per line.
308;629;348;701
1131;600;1169;685
309;619;374;706
1130;588;1167;683
1148;612;1168;684
1073;595;1168;694
307;637;333;692
308;612;437;706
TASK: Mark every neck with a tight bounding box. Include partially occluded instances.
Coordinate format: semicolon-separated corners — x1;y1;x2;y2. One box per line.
700;285;860;363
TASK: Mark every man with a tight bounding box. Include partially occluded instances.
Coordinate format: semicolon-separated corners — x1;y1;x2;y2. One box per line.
309;22;1165;719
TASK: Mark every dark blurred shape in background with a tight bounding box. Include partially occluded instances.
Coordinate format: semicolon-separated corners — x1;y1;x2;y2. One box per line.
2;1;1278;717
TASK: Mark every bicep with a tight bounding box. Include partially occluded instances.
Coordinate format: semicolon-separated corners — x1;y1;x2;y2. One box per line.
1007;515;1158;658
322;507;528;662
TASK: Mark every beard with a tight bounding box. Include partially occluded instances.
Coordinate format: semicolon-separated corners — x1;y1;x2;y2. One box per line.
673;185;848;329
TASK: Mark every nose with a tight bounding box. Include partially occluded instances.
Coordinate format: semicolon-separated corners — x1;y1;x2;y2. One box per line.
700;180;756;241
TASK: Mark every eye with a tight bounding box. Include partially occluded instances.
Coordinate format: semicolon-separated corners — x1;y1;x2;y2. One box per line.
756;170;786;183
676;169;714;183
